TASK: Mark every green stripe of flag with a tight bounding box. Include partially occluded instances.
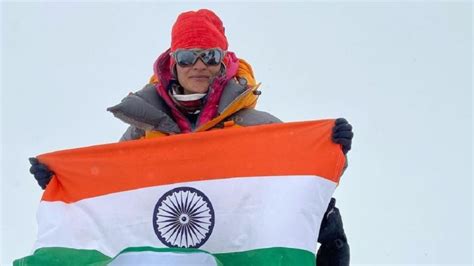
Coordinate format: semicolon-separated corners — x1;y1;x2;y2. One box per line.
13;247;109;266
215;247;315;266
14;247;315;266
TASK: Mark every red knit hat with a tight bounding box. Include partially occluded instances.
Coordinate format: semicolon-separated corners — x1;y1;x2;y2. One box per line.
171;9;228;52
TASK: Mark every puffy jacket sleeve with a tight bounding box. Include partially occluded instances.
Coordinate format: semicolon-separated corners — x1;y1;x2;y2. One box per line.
227;109;282;126
120;126;145;142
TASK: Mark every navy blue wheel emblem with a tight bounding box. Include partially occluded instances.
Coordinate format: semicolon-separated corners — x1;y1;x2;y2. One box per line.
153;187;215;248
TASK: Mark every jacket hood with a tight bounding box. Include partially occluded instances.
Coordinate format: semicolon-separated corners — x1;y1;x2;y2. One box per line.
108;51;261;135
151;49;254;133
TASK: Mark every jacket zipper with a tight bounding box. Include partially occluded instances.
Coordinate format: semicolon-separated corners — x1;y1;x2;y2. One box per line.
194;87;256;132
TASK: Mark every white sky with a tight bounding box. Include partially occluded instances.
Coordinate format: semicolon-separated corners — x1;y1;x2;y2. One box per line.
1;2;472;265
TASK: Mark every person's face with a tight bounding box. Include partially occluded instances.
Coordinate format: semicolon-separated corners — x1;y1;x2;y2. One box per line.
175;57;222;95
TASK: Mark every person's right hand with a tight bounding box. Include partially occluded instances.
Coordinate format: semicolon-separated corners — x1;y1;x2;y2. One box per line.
29;157;53;190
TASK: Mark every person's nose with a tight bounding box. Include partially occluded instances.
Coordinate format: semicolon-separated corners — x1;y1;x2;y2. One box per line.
193;58;207;70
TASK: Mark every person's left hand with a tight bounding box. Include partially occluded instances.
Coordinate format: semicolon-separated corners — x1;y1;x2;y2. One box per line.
318;198;347;244
332;118;353;154
317;198;350;265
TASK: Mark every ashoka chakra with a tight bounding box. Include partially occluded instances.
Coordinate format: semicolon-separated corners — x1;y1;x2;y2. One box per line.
153;187;215;248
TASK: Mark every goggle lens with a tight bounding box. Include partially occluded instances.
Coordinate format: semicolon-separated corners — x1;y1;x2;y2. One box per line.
174;49;224;67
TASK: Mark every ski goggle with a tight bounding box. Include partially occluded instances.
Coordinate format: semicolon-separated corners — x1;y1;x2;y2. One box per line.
172;48;225;67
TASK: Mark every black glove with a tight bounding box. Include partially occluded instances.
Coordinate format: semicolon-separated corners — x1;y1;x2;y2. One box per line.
317;198;350;266
332;118;353;154
29;157;54;190
318;198;347;244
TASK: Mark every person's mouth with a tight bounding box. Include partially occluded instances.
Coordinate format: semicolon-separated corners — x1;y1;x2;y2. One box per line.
190;75;209;81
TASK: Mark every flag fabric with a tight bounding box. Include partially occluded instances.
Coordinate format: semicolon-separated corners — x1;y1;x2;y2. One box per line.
15;120;346;266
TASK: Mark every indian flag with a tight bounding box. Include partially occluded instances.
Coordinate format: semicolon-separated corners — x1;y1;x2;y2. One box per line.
15;120;346;266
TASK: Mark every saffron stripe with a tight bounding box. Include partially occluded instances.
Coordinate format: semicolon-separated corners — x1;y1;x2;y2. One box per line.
38;120;344;203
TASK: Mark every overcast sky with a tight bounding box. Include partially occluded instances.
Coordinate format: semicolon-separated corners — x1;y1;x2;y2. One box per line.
1;2;472;265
